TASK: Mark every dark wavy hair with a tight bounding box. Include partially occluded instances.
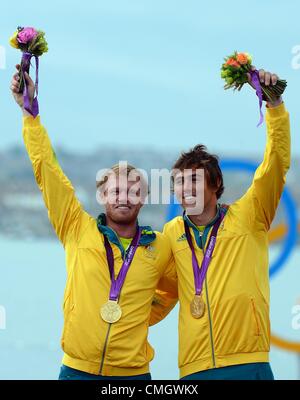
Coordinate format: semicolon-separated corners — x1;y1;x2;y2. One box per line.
172;144;224;199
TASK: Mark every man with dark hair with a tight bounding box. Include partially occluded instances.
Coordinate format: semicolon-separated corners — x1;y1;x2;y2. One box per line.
172;144;225;200
152;68;290;380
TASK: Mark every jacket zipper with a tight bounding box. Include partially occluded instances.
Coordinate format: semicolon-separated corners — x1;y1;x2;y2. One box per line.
99;323;112;374
204;276;216;368
200;234;216;368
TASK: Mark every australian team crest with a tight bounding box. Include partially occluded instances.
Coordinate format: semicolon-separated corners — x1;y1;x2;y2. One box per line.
144;244;156;259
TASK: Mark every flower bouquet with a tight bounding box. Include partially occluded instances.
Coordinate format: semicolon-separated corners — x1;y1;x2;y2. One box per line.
9;27;48;117
221;51;287;125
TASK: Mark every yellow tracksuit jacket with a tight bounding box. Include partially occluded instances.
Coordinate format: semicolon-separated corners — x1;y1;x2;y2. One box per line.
155;103;291;378
22;116;177;376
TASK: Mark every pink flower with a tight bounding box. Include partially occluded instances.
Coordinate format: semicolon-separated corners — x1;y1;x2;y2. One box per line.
17;27;38;44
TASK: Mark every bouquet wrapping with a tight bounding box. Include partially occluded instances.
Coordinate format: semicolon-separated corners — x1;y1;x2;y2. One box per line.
9;27;48;117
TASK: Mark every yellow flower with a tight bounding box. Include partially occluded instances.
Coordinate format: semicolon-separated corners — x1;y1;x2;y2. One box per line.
9;31;19;49
245;52;252;64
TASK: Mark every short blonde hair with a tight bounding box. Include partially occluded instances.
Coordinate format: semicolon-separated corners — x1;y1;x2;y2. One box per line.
96;163;149;195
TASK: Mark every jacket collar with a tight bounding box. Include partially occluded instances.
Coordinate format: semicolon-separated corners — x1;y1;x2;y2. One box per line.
96;213;156;258
183;203;222;229
183;203;229;249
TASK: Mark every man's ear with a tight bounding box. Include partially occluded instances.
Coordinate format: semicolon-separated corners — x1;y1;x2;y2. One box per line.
216;178;221;191
211;178;221;194
96;187;107;206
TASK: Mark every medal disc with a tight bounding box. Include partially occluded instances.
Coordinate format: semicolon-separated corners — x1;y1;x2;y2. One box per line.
190;295;205;318
101;300;122;323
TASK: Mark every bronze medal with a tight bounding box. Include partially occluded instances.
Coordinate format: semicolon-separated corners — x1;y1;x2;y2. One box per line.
101;300;122;323
190;295;205;318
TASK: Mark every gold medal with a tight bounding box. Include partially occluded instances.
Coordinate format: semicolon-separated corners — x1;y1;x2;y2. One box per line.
190;295;205;318
101;300;122;323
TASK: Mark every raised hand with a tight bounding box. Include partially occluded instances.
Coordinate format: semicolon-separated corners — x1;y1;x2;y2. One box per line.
247;66;282;107
10;64;35;112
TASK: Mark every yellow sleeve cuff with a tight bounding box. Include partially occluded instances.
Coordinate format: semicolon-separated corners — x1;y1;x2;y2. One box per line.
266;102;287;119
23;115;41;128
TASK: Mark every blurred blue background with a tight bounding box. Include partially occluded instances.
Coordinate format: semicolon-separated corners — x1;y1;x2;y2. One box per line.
1;0;300;380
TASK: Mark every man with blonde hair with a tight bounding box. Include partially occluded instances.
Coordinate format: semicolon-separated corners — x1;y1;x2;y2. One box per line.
10;66;177;380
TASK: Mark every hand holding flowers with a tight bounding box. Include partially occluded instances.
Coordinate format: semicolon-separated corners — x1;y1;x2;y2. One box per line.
9;27;48;117
221;52;287;126
10;65;35;116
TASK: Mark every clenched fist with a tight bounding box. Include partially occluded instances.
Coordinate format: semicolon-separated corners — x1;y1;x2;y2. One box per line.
10;64;35;113
247;66;283;107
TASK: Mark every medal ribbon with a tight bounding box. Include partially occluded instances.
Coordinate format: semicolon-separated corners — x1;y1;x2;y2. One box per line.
21;51;39;118
249;69;264;127
184;209;227;296
104;227;141;301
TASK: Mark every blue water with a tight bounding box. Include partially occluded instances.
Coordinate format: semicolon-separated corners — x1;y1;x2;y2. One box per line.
0;238;299;380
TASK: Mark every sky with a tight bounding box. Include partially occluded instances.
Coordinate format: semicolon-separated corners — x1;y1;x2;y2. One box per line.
1;0;300;158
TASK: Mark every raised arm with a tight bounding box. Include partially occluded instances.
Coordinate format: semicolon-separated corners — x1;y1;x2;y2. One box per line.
234;69;291;231
11;66;89;246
